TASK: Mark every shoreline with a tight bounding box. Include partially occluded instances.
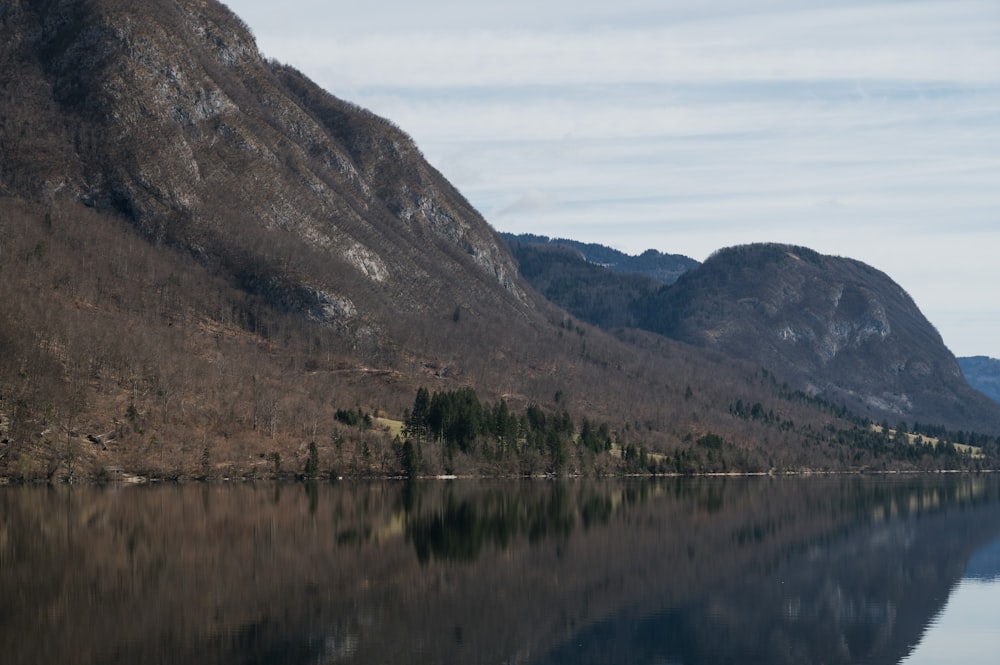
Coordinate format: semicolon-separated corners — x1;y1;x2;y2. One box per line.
3;466;997;486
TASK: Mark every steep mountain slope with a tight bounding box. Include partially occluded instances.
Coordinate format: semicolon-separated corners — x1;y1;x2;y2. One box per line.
959;357;1000;404
2;0;523;340
636;244;1000;432
0;0;811;477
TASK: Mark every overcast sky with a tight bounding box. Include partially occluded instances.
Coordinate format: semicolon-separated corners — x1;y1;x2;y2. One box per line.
225;0;1000;359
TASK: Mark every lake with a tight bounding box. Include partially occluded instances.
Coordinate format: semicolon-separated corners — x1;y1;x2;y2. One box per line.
4;475;1000;664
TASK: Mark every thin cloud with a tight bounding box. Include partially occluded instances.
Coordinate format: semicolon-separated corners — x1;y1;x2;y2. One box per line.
258;1;1000;89
495;190;558;217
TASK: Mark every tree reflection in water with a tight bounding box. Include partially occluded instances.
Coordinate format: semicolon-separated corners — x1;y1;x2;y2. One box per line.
2;476;1000;664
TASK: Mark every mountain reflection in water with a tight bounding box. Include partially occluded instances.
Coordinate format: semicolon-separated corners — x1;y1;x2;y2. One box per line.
3;476;1000;665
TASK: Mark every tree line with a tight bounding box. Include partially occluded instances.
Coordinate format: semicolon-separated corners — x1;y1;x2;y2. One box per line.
398;386;624;477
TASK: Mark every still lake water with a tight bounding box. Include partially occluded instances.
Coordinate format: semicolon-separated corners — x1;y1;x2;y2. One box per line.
4;475;1000;664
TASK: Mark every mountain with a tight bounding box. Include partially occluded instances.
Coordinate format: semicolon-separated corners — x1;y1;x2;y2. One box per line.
503;237;1000;433
503;239;664;329
502;233;698;284
959;357;1000;405
0;0;996;479
2;0;522;323
0;0;787;478
0;0;541;476
635;244;1000;433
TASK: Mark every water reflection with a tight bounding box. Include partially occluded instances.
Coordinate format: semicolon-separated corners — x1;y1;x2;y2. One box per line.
900;578;1000;665
965;533;1000;581
899;533;1000;665
2;476;1000;664
405;482;594;563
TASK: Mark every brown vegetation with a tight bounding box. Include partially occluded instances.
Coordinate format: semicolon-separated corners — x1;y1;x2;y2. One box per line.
2;195;997;480
1;1;998;480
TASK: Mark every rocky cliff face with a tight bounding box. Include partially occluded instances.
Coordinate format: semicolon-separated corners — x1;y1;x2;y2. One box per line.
638;244;1000;431
0;0;524;331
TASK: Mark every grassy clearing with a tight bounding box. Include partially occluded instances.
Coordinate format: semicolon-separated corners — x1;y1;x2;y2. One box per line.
607;442;668;464
375;417;404;439
871;425;983;459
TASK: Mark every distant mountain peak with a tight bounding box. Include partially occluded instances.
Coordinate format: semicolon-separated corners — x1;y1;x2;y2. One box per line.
640;243;997;429
959;356;1000;405
505;236;1000;432
501;232;698;284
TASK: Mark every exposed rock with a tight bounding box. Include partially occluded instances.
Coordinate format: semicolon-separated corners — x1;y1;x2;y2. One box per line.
0;0;527;324
636;243;1000;431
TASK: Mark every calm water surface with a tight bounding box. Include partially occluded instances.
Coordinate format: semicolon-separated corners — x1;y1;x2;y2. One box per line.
4;475;1000;664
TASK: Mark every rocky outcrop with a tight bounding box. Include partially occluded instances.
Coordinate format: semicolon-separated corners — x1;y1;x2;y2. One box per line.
0;0;526;324
637;243;1000;431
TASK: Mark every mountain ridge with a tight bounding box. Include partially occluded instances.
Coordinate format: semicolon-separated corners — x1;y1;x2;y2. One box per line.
1;0;998;480
506;237;1000;433
2;0;524;317
639;243;1000;432
502;232;699;284
959;356;1000;405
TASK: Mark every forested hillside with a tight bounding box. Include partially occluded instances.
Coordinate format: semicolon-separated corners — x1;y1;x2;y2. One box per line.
503;233;698;284
507;238;1000;435
1;0;997;480
505;240;662;329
